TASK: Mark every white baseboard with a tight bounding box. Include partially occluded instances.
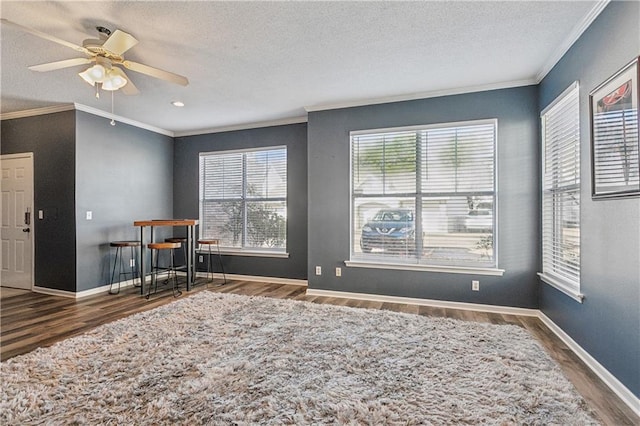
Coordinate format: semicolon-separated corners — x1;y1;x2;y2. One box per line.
33;278;139;299
33;274;306;298
305;288;539;317
32;286;78;298
195;272;307;287
538;312;640;417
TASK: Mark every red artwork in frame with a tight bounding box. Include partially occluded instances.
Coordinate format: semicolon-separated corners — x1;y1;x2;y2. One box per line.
590;56;640;199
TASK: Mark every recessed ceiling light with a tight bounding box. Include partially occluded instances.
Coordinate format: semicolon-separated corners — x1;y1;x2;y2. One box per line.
171;101;185;107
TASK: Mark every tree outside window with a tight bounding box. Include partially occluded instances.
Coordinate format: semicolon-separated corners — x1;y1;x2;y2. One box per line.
351;121;496;268
200;147;287;252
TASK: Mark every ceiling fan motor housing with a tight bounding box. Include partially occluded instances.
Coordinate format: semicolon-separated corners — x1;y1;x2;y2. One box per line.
81;26;123;60
82;41;124;62
96;26;111;37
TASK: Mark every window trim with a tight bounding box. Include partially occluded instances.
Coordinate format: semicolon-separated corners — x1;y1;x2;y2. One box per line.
540;81;582;302
348;118;499;273
198;145;288;253
345;260;504;276
538;272;584;303
196;248;290;258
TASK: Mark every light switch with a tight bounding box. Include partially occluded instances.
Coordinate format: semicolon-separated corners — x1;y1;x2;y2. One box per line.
86;211;92;220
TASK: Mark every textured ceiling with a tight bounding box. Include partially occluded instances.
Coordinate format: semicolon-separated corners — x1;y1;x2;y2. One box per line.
1;1;600;135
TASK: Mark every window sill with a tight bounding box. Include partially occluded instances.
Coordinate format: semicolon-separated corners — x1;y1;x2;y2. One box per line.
538;272;584;303
196;249;289;259
345;260;504;276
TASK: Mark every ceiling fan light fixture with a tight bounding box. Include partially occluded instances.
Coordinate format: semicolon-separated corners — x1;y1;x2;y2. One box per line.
102;69;128;91
79;63;109;86
80;65;128;91
89;64;106;80
78;65;104;86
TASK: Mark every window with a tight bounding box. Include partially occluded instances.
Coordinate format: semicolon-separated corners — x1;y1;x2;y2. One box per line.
540;82;581;300
350;120;497;271
199;147;287;253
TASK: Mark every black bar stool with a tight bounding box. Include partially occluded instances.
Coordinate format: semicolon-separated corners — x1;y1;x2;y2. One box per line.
198;239;226;285
109;240;141;294
146;242;182;299
165;237;187;272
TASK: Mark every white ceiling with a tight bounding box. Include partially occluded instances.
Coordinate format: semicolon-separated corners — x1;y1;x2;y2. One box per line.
1;1;602;136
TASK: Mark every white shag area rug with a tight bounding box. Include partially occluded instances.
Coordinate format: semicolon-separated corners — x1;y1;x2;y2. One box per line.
1;291;599;425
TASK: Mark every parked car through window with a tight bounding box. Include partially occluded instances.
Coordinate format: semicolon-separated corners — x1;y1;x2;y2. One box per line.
360;209;415;254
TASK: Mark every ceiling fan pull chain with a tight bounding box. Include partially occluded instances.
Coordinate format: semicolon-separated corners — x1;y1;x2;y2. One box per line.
110;91;116;126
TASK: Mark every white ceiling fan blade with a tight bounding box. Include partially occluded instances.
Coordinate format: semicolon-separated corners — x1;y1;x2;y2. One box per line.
102;29;138;55
122;60;189;86
1;18;90;55
121;79;139;96
29;57;93;72
117;69;140;95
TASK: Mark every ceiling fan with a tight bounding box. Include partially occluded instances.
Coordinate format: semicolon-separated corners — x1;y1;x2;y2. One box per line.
1;19;189;96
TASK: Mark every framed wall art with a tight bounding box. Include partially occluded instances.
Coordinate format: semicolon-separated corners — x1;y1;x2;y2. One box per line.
590;56;639;199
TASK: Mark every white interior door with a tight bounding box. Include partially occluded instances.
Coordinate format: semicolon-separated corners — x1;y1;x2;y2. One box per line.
1;153;34;290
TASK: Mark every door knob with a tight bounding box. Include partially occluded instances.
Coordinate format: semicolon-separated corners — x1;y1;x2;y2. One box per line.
22;228;30;233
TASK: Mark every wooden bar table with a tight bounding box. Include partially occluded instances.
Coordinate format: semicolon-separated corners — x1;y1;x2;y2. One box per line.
133;219;198;295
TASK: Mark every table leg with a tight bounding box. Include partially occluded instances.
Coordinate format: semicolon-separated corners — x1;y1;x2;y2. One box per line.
192;225;195;287
186;224;193;291
139;226;145;295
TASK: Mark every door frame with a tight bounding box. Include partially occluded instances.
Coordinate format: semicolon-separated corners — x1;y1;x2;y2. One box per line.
1;152;35;290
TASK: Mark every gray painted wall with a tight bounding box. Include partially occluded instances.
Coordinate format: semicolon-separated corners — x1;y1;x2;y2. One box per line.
173;123;308;280
538;1;640;397
75;111;174;292
1;111;77;291
307;86;540;308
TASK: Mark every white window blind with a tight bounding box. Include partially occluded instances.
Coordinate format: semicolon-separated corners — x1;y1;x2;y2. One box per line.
199;147;287;252
351;120;496;268
592;90;639;196
541;82;580;293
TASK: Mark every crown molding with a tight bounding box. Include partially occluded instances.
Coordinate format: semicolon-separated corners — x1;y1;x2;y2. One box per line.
174;115;308;138
2;103;307;139
304;78;537;113
535;0;611;83
0;104;75;120
73;103;174;137
1;103;174;137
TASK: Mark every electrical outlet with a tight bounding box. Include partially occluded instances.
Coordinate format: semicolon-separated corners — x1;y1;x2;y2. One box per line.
472;280;480;291
315;266;322;275
38;210;44;219
335;267;342;277
199;255;203;262
129;259;135;267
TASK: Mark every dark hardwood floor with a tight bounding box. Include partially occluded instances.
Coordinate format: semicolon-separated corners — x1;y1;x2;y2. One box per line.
1;281;637;425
